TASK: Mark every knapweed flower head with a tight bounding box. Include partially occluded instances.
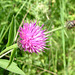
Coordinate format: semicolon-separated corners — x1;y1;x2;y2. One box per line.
18;21;50;53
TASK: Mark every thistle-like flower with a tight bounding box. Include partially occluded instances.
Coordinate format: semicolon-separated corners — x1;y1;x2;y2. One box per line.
18;21;50;53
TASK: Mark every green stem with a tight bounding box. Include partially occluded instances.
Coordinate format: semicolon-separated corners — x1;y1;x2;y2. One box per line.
0;43;18;56
47;26;66;33
60;0;67;75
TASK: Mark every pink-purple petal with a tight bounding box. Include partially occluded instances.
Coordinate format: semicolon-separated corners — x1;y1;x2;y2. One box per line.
18;21;50;53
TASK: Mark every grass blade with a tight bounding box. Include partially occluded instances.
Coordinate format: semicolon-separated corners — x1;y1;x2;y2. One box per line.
6;16;16;47
0;43;18;56
60;0;67;75
6;48;17;68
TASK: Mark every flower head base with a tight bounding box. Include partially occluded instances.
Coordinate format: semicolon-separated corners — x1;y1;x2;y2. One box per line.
18;21;49;53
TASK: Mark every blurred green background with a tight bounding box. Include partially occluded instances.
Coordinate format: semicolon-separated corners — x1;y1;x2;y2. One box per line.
0;0;75;75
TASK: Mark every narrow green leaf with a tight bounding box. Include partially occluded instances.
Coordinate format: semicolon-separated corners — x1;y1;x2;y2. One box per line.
7;48;17;68
0;26;5;39
15;1;26;18
6;16;16;47
0;25;10;43
14;19;16;39
60;0;67;75
0;43;18;56
0;59;25;75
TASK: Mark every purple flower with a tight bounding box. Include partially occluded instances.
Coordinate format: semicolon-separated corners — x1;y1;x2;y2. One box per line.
18;21;50;53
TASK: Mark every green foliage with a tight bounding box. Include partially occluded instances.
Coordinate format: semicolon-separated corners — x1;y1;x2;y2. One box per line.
0;59;25;75
0;43;18;56
6;16;16;47
7;48;17;68
0;0;75;75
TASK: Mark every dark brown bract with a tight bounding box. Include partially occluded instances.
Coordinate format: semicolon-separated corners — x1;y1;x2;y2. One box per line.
17;37;24;50
66;20;75;29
